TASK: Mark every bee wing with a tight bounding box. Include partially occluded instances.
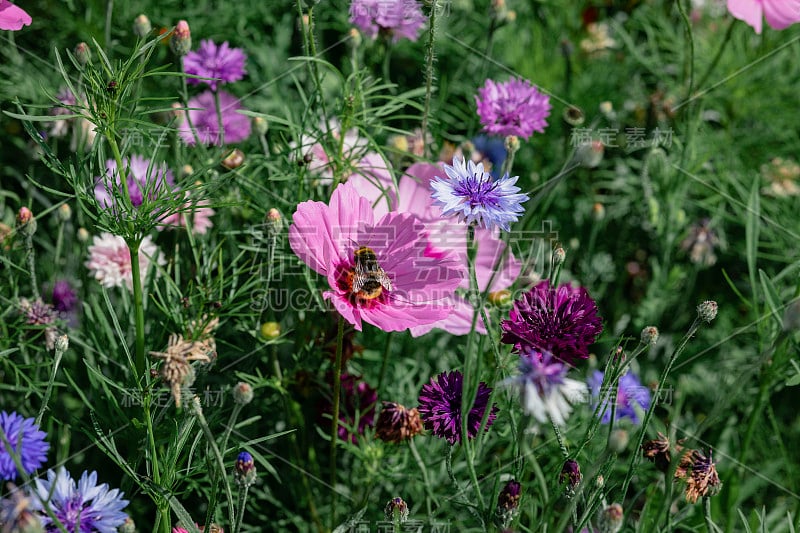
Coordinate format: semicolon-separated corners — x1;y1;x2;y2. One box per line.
376;269;393;291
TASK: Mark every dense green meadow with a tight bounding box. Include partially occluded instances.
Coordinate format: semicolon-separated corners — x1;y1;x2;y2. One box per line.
1;0;800;531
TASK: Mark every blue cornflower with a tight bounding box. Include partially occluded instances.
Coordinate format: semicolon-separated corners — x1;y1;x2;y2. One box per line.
431;156;529;232
30;467;129;532
588;370;651;424
0;411;49;481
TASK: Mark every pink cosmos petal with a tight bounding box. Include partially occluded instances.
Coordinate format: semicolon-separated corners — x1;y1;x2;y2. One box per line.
410;295;487;337
363;296;452;332
728;0;764;32
0;1;31;31
473;228;521;293
330;179;375;250
325;291;363;330
289;200;339;276
762;0;800;30
346;152;397;218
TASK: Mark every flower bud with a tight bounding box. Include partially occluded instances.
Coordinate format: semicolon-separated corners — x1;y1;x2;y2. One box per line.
252;116;268;136
260;321;280;339
597;503;624;533
57;203;72;222
488;289;512;307
609;429;629;453
234;451;257;487
640;326;659;346
496;479;521;527
563;105;585;127
119;517;136;533
16;207;37;237
180;164;194;179
221;148;245;170
384;497;409;523
170;20;192;56
348;27;362;47
576;139;604;168
504;135;520;155
77;227;89;243
592;202;605;221
266;208;282;232
697;300;718;323
133;14;152;37
559;459;582;498
55;334;69;354
552;246;566;266
232;382;254;405
74;42;91;66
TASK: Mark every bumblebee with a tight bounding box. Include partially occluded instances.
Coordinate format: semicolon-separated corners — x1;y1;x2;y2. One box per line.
351;246;393;300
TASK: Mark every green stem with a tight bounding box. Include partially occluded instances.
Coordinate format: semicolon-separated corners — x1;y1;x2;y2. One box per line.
194;397;237;529
105;0;113;51
144;394;169;533
420;0;438;158
376;332;393;394
676;0;695;168
24;232;38;298
233;485;249;533
129;239;147;379
695;18;736;90
213;90;226;146
620;317;701;499
36;340;65;425
408;439;435;519
329;314;345;529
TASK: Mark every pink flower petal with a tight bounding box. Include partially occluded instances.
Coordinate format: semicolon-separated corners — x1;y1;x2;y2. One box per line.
727;0;764;33
346;152;397;218
0;1;32;31
762;0;800;30
289;200;339;276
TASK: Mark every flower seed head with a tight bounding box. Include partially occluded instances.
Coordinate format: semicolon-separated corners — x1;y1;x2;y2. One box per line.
640;326;659;346
697;300;718;323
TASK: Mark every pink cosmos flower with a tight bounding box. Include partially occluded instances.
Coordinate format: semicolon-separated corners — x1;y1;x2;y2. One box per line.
358;162;521;336
0;1;31;31
727;0;800;33
85;233;165;291
288;181;463;332
158;200;215;235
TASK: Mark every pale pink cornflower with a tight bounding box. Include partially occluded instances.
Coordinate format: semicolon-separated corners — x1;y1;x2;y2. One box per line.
85;233;165;291
158;201;215;235
289;181;463;332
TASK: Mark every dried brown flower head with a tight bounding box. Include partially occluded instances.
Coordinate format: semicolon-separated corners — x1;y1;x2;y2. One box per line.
375;402;423;444
683;449;721;504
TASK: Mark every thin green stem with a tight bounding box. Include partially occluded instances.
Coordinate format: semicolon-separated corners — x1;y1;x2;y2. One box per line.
104;0;113;51
234;485;250;533
193;397;237;529
677;0;695;168
620;317;701;499
408;439;435;519
420;0;438;158
143;393;169;533
214;90;226;146
329;314;345;529
36;341;65;425
129;239;147;379
24;232;38;298
696;18;736;90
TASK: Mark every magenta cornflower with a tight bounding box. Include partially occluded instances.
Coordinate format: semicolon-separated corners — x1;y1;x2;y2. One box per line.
431;156;529;232
30;467;129;532
288;181;463;332
475;78;552;139
727;0;800;34
0;411;49;481
179;90;251;146
51;280;78;313
501;280;602;366
349;0;427;42
94;155;174;210
417;370;498;445
183;39;247;91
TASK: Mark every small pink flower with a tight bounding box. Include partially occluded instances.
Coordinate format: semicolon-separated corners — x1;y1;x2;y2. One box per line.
159;201;215;235
289;181;463;332
727;0;800;33
0;0;31;31
85;233;165;291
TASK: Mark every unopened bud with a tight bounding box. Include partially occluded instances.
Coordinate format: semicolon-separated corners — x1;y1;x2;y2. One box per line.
552;246;566;266
55;334;69;353
16;207;37;236
592;202;605;221
488;289;512;307
221;148;245;170
697;300;718;323
252;116;268;136
496;479;521;527
118;517;136;533
77;227;90;243
232;381;254;405
348;27;362;47
57;203;72;222
504;135;520;155
559;459;582;498
260;321;280;339
598;503;624;533
234;451;257;487
133;14;152;37
640;326;659;346
266;208;282;233
576;139;604;168
563;105;585;127
74;42;91;66
170;20;191;56
609;429;629;453
384;497;409;523
599;101;614;116
180;164;194;178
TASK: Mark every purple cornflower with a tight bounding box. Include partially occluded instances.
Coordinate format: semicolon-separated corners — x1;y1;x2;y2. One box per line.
94;155;174;210
51;280;78;313
588;370;651;425
501;280;602;366
30;467;129;532
475;78;552;139
19;298;59;351
508;350;587;426
431;156;529;232
179;90;251;146
349;0;427;42
183;40;247;91
0;411;49;481
417;370;498;445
